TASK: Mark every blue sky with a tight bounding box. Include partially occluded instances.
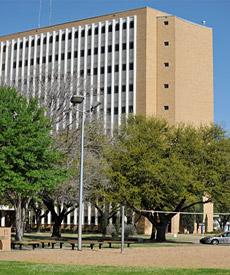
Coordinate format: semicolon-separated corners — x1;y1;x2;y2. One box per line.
0;0;229;133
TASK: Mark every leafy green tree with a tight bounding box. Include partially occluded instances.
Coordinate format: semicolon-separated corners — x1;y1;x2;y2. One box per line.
0;87;65;240
108;116;230;242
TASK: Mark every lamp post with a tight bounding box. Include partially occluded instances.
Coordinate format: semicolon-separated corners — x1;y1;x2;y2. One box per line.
70;95;85;251
70;95;100;251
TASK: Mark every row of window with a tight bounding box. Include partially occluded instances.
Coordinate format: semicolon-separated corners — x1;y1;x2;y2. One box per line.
1;42;134;70
102;84;133;94
107;105;133;114
1;21;134;52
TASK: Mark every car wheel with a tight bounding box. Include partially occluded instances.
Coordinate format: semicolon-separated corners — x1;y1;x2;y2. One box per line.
211;239;219;245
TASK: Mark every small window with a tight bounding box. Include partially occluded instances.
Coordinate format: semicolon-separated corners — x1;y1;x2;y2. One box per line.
114;86;119;93
129;84;133;91
107;107;111;114
164;106;169;110
164;84;169;88
115;64;119;72
115;23;119;31
101;46;105;54
114;107;118;115
3;45;6;52
93;68;98;75
19;60;22;67
164;21;169;25
55;54;58;61
80;69;84;76
164;41;169;46
130;21;134;28
107;65;112;73
94;27;98;35
75;31;78;38
14;43;17;50
62;33;65;41
87;68;90;75
129;105;133;113
61;53;64;60
108;45;112;52
42;56;46;63
80;50;84;57
49;55;52;62
68;32;72;40
25;60;28;66
122;43;126;50
81;30;85;37
108;25;112;32
164;62;169;67
13;61;16;68
74;51;78;58
88;28;92;36
43;37;47;44
30;59;34;66
31;40;35;47
115;44;119;51
102;26;105;33
2;64;5;70
129;63;134;70
37;38;41;46
107;86;111;94
67;52;71;59
129;41;134;49
122;64;126;71
36;57;40;65
56;35;59;42
26;41;29;48
20;42;23;49
122;85;126;92
49;36;53;43
94;47;98;55
122;106;126;113
87;49;91;56
123;22;127;30
100;87;104;94
100;67;104;74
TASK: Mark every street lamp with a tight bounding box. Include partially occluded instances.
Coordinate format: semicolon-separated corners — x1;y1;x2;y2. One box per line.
70;94;100;251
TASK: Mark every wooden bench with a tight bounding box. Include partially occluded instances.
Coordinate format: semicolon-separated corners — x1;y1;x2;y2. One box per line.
107;240;136;248
68;240;103;250
11;241;40;250
36;240;58;249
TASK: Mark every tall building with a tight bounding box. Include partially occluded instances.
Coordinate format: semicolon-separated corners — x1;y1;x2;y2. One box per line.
0;7;214;231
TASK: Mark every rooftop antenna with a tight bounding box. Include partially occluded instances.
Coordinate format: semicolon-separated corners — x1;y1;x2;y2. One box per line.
49;0;52;26
38;0;42;28
202;20;206;25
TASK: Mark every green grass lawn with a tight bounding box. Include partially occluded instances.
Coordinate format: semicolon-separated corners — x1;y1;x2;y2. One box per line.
0;262;229;275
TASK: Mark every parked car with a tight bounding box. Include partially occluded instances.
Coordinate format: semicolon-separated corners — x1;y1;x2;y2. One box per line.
200;231;230;245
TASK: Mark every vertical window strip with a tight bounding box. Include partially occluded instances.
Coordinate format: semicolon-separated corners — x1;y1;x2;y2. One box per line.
97;22;102;119
9;40;14;86
103;21;109;132
110;19;116;131
133;15;137;114
90;23;95;120
118;18;123;126
125;17;130;116
15;38;20;88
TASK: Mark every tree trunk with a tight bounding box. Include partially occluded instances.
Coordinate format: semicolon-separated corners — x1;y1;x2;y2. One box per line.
150;226;156;241
15;198;24;241
155;223;168;242
52;218;62;238
101;212;109;237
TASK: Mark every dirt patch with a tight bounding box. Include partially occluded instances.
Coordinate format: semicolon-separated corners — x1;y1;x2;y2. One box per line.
0;245;230;269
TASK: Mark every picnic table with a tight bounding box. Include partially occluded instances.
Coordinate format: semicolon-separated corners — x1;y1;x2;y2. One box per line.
11;241;40;250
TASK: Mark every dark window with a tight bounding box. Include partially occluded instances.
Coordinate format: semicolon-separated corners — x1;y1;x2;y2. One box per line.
122;85;126;92
115;44;119;51
107;65;112;73
122;106;126;113
49;55;52;62
74;51;78;58
164;62;169;67
114;86;119;93
123;22;127;29
129;105;133;113
55;54;58;61
129;84;133;91
164;83;169;88
26;41;29;48
30;59;34;66
62;33;65;41
61;53;65;60
36;57;40;65
68;52;71;59
14;43;17;50
19;60;22;67
2;64;5;70
94;47;98;55
115;64;119;72
88;28;92;36
93;68;98;75
130;21;134;28
75;31;78;38
114;107;118;114
108;45;112;52
102;26;105;33
81;30;85;37
115;23;119;31
100;67;104;74
164;105;169;110
37;38;41;46
56;35;59;42
164;21;169;25
129;63;134;70
107;107;111;114
100;87;104;94
3;45;6;52
122;43;126;50
31;40;35;47
101;46;105;54
25;60;28;66
87;68;90;75
80;50;84;57
20;42;23;49
49;36;53;43
68;32;72;40
107;86;111;94
80;69;84;76
94;27;98;35
87;49;91;56
129;41;134;49
42;56;46;63
164;41;169;46
13;61;16;68
122;64;126;71
108;24;112;32
43;37;47;44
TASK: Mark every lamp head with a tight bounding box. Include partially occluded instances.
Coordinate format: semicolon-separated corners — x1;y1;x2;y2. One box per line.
70;95;84;105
